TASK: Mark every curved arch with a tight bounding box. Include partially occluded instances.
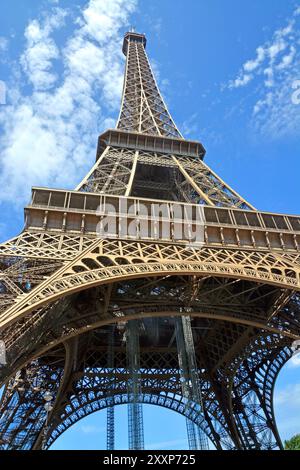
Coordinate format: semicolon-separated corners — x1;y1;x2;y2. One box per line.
0;312;294;448
262;347;293;446
270;347;295;440
0;260;299;331
46;392;231;450
2;307;298;392
227;338;293;449
2;281;300;394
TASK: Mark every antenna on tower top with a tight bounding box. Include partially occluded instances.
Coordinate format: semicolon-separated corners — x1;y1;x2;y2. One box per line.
130;25;136;32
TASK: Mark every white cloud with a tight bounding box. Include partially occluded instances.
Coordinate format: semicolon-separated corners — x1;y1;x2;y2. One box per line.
243;46;265;72
229;19;295;90
276;46;296;70
287;353;300;368
20;9;66;90
80;424;105;434
230;73;253;88
253;92;273;115
0;37;8;53
0;0;137;206
228;6;300;138
181;112;200;137
275;382;300;406
263;66;274;88
268;38;287;60
81;0;133;43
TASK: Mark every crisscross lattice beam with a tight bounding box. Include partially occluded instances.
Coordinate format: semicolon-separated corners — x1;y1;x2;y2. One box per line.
117;32;182;138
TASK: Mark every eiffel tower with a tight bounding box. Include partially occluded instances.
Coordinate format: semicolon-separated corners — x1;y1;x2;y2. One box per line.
0;30;300;451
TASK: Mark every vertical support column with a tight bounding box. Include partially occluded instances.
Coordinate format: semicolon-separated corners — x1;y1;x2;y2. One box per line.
125;151;139;196
126;320;144;450
175;316;209;450
106;325;115;450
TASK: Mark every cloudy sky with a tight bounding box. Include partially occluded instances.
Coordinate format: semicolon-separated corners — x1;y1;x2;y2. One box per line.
0;0;300;449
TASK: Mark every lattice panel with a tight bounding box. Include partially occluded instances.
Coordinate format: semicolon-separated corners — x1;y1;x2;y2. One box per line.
117;39;181;138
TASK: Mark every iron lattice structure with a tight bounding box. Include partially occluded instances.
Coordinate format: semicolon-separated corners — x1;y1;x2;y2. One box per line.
0;31;300;451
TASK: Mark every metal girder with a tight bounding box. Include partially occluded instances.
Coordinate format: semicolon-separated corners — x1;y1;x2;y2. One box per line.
0;323;292;451
126;320;144;450
117;34;182;138
0;29;299;451
106;325;115;450
175;316;209;449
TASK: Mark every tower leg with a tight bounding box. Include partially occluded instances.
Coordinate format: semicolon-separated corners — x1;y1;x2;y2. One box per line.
230;344;288;450
107;406;115;451
106;325;115;450
175;316;209;450
0;360;63;450
126;320;144;450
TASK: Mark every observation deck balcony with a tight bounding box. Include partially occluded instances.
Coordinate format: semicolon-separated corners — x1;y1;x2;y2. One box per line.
24;187;300;252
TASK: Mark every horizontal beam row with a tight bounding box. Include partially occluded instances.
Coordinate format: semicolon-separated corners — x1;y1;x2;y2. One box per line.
97;129;205;160
25;190;300;252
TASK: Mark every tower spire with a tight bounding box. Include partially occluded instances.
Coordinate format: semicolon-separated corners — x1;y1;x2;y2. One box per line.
118;31;182;138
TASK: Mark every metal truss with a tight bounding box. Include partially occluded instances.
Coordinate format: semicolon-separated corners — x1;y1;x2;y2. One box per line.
230;339;292;449
76;147;136;195
1;240;299;337
75;146;254;206
175;316;209;450
106;325;115;450
117;33;181;138
126;320;144;450
0;30;299;451
0;323;293;451
0;347;65;450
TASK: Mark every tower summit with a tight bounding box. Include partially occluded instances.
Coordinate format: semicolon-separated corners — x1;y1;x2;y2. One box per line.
0;30;300;451
122;31;147;55
118;30;182;139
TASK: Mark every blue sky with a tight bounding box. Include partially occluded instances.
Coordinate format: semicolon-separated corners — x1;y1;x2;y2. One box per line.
0;0;300;449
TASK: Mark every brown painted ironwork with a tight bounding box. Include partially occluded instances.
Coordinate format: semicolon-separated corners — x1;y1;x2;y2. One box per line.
0;31;299;450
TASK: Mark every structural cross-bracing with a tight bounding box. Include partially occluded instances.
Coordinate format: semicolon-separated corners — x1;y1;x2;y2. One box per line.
0;31;300;451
